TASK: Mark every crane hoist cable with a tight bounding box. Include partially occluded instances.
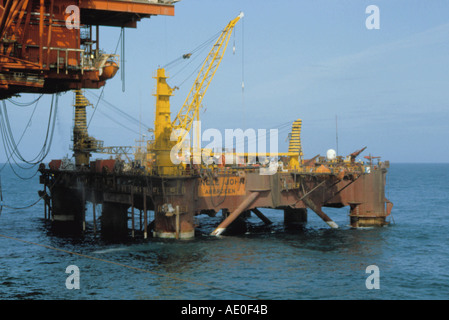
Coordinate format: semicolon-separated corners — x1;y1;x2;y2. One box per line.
172;53;209;90
162;29;222;71
164;32;224;92
166;24;245;90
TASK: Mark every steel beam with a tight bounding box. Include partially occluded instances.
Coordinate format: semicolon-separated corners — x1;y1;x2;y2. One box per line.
211;191;260;236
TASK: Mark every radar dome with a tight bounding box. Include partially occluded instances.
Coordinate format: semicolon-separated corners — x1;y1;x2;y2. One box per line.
326;149;337;160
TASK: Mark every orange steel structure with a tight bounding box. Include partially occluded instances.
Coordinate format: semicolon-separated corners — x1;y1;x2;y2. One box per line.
0;0;175;99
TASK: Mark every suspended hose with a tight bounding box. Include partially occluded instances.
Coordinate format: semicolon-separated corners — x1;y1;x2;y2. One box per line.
0;172;61;213
7;94;43;107
0;95;57;165
2;196;42;211
0;96;40;173
0;94;59;180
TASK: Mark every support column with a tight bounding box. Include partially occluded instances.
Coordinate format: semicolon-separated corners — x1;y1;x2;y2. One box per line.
131;187;135;238
153;203;195;240
92;201;97;234
343;167;392;228
153;179;196;240
43;183;47;220
82;188;86;232
284;207;307;225
101;202;129;239
143;189;148;239
50;186;84;232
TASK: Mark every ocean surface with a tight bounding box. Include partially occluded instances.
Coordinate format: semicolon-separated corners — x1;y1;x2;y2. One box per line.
0;163;448;300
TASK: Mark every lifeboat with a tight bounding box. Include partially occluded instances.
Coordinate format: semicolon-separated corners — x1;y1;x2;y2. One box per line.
99;60;119;81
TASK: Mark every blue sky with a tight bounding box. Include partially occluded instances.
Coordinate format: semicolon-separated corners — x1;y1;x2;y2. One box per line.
2;0;449;164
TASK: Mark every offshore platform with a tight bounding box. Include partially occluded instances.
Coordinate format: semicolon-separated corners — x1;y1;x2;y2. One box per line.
1;2;393;240
0;0;174;99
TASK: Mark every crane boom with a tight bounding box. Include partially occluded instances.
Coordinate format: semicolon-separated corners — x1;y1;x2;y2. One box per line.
171;12;244;141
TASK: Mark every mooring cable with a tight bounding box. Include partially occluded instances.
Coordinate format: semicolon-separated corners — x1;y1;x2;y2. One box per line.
0;233;260;300
0;172;61;212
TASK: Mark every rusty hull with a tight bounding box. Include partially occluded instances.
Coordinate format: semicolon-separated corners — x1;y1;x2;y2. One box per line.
38;159;392;239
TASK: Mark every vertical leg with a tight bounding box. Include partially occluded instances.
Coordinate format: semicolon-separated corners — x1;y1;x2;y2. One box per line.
44;184;47;220
92;202;96;234
139;209;142;231
153;180;196;240
284;207;307;225
131;187;135;238
175;206;180;240
50;186;83;231
101;202;129;239
143;189;147;239
82;188;86;232
92;191;96;235
342;168;391;228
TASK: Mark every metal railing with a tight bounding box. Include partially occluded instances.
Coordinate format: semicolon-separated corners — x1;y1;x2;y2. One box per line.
44;47;119;75
43;47;84;74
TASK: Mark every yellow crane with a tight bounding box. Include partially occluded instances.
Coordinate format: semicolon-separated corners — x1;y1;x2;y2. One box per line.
148;12;244;176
